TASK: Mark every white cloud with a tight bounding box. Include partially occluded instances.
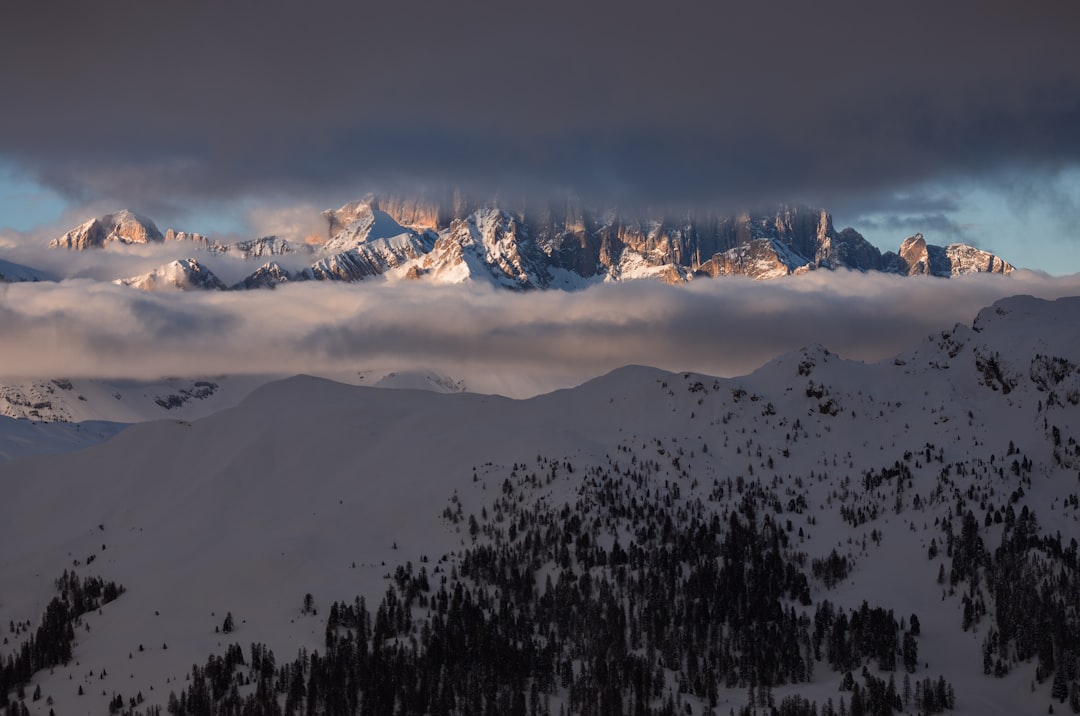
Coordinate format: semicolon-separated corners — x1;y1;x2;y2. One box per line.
244;203;329;246
1;271;1078;397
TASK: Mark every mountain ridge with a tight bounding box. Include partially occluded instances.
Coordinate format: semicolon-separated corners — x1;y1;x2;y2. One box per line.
41;198;1015;289
0;293;1076;715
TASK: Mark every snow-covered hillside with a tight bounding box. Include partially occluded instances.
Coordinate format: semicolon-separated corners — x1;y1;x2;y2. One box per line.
115;259;227;291
0;371;466;425
0;258;49;283
0;416;127;462
0;376;273;424
0;295;1078;715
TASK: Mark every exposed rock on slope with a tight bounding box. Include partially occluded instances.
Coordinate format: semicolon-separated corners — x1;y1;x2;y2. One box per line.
50;200;1017;289
115;258;227;291
49;209;164;249
885;233;1014;277
696;238;812;280
232;261;294;289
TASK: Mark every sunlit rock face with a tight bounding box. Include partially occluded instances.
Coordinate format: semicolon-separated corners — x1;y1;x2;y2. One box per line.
941;242;1014;276
50;210;165;249
696;238;812;280
50;201;1016;288
888;233;1014;277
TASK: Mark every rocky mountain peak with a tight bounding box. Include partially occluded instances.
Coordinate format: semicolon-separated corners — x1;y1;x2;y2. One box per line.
42;198;1018;289
115;258;226;291
897;233;931;274
322;198;373;239
49;210;164;250
165;229;213;247
890;232;1013;277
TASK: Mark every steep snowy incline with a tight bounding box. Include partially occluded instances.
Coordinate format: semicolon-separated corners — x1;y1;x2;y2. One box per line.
115;258;227;291
0;416;127;462
0;376;275;423
0;258;50;282
0;296;1077;714
0;370;470;424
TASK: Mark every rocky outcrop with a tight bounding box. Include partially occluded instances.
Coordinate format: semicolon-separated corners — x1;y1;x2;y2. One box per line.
115;259;226;291
420;209;552;288
324;191;473;237
49;200;1017;289
50;210;164;249
942;243;1014;276
232;261;295;290
696;238;812;280
165;229;215;249
895;233;936;275
322;200;371;239
225;236;299;259
887;233;1014;277
814;227;883;271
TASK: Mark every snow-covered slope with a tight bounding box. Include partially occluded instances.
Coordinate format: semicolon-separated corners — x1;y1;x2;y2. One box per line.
366;369;466;393
886;233;1016;277
115;258;227;291
230;260;294;289
44;201;1019;291
302;206;433;282
0;416;127;462
217;236;300;260
0;370;468;424
0;376;273;423
0;295;1077;715
697;237;813;279
0;257;49;282
417;208;553;287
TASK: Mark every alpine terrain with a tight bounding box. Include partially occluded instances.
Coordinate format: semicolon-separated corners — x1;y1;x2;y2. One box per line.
0;295;1078;715
34;196;1014;291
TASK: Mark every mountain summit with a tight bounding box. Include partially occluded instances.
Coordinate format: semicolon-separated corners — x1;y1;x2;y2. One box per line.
48;209;165;249
46;200;1015;288
115;258;226;291
308;197;1015;286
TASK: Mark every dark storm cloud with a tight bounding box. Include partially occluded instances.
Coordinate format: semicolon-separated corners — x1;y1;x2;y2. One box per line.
838;192;964;218
994;169;1080;236
857;213;969;242
2;1;1079;211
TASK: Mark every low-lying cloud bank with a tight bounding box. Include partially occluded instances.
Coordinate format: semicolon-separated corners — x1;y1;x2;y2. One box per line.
1;271;1077;397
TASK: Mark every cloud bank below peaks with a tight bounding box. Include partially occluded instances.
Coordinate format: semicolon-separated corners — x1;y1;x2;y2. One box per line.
2;270;1079;397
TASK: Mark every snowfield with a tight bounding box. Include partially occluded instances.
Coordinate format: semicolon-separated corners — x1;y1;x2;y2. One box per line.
0;295;1078;715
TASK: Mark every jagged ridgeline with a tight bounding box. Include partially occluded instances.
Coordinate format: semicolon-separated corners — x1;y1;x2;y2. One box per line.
37;198;1013;291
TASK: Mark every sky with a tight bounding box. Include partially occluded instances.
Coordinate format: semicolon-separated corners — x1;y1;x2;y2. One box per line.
1;2;1080;394
0;1;1077;273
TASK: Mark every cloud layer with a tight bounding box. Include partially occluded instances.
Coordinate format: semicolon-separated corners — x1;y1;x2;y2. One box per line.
2;272;1078;397
2;1;1079;215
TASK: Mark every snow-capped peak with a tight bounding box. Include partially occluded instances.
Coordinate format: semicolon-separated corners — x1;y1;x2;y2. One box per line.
49;209;165;250
115;258;227;291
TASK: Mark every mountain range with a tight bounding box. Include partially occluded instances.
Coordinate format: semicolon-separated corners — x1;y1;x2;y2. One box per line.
26;199;1015;291
0;294;1076;715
